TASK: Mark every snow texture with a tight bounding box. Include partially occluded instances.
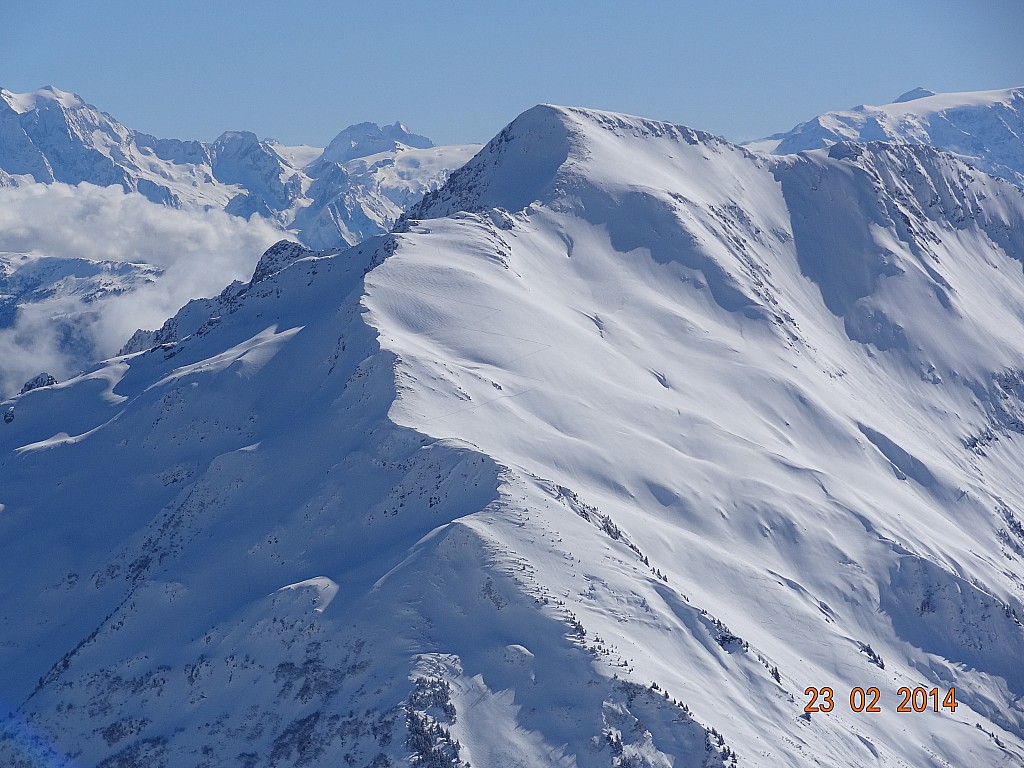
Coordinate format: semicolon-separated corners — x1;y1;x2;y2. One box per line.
2;101;1024;768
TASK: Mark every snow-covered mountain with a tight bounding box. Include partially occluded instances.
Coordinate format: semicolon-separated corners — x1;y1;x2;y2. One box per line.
3;102;1024;768
293;139;479;250
0;251;162;325
752;86;1024;186
314;121;434;166
0;86;475;396
0;249;163;394
0;86;479;248
0;180;287;399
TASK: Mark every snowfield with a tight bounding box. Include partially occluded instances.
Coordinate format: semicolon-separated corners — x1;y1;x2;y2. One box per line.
756;86;1024;187
1;101;1024;767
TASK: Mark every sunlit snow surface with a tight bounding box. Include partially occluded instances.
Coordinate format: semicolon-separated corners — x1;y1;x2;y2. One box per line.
2;104;1024;766
759;86;1024;187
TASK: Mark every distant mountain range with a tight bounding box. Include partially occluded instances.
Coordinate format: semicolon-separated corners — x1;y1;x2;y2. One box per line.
3;89;1024;766
748;85;1024;186
0;86;480;249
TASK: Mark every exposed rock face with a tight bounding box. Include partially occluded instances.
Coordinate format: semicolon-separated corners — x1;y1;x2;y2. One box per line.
249;240;315;286
19;373;57;394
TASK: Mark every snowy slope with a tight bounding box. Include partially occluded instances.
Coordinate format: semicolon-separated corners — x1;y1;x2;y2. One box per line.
0;87;475;396
2;104;1024;768
0;86;479;249
757;86;1024;186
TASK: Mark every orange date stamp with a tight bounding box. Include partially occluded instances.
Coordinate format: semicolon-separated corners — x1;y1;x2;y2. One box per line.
804;686;958;714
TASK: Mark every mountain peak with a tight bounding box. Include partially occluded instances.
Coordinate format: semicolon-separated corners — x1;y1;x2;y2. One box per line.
893;86;937;103
249;238;314;285
1;85;86;114
37;84;75;97
0;84;478;250
403;104;573;219
408;103;723;221
212;129;261;148
316;121;433;165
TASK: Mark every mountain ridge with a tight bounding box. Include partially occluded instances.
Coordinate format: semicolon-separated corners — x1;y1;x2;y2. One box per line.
0;85;479;249
3;101;1024;766
754;85;1024;186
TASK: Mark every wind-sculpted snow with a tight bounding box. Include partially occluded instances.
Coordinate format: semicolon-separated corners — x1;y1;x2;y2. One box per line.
386;105;1024;765
0;233;731;768
773;141;1024;372
2;104;1024;767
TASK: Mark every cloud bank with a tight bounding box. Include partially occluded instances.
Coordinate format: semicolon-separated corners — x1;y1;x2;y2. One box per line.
0;182;286;397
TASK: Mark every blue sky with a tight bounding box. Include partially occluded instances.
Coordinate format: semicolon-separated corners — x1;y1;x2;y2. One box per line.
3;0;1021;147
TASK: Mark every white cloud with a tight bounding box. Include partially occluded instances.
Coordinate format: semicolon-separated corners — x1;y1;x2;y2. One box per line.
0;182;287;397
